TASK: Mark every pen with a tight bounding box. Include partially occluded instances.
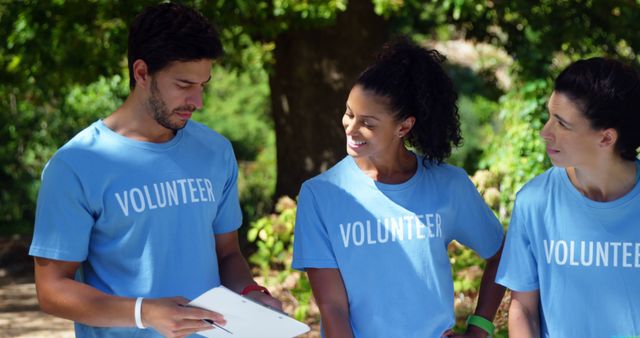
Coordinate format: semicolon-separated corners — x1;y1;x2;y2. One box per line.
178;304;233;334
203;319;233;335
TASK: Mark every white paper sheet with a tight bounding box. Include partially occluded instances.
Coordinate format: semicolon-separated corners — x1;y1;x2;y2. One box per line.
188;286;310;338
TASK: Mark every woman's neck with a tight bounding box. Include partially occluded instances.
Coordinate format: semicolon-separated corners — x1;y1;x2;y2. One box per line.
567;158;637;202
355;148;418;184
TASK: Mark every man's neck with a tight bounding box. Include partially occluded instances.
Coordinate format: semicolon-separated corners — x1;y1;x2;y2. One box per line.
103;94;176;143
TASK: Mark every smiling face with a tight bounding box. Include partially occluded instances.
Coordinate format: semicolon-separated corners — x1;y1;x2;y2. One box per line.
146;59;212;131
342;85;413;160
540;91;605;168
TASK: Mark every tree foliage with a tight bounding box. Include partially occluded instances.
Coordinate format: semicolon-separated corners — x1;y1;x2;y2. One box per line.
2;0;639;235
393;1;640;78
410;0;640;217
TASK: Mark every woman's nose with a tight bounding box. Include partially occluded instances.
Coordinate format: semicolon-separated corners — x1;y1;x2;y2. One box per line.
344;120;356;135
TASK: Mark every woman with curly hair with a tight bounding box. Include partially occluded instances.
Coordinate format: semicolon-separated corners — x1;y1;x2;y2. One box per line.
292;38;506;337
497;58;640;337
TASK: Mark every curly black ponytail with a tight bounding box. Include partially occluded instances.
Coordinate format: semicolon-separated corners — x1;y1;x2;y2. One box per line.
355;37;462;165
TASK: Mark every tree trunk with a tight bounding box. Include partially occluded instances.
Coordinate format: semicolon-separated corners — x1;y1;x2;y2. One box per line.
270;0;389;199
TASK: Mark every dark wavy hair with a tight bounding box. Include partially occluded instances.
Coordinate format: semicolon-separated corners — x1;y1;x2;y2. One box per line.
555;57;640;161
127;3;223;89
355;37;462;165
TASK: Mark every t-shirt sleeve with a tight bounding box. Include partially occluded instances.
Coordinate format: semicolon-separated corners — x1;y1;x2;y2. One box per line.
29;157;94;261
495;199;540;291
291;183;338;271
212;144;242;234
451;172;504;259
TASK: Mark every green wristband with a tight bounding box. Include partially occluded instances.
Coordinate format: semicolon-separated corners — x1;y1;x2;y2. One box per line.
467;315;495;336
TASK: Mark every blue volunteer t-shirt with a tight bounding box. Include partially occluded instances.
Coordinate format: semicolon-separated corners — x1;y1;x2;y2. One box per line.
29;120;242;338
292;154;504;337
496;162;640;337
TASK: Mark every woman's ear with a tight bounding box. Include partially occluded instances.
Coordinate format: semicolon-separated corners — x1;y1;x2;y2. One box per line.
397;116;416;138
599;128;618;148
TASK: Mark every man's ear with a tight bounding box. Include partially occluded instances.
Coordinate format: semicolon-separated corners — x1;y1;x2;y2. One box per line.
133;59;151;89
599;128;618;148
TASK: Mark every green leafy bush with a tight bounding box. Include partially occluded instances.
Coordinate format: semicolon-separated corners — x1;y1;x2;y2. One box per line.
481;79;552;223
247;196;296;274
246;196;314;321
450;94;500;174
199;65;276;229
1;73;128;234
201;67;272;162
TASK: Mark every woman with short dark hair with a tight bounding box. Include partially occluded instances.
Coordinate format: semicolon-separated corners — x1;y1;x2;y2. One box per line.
497;57;640;337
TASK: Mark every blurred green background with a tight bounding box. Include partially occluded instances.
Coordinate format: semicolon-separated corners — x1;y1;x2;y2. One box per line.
2;0;639;335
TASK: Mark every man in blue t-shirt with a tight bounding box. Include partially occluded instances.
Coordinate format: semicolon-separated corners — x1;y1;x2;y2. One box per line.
29;4;280;337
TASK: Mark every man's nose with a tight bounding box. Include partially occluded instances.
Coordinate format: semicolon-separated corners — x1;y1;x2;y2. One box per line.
187;90;203;109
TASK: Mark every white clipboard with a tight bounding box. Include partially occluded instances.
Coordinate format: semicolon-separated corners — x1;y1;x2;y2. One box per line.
188;286;310;338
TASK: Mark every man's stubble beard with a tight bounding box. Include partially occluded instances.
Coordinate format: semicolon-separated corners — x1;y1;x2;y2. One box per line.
148;78;188;132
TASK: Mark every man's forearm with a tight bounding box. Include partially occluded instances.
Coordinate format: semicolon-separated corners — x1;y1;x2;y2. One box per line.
37;276;136;327
318;305;354;338
218;251;256;293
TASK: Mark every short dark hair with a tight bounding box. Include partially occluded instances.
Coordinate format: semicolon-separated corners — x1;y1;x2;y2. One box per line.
555;57;640;161
355;37;462;165
127;3;223;89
